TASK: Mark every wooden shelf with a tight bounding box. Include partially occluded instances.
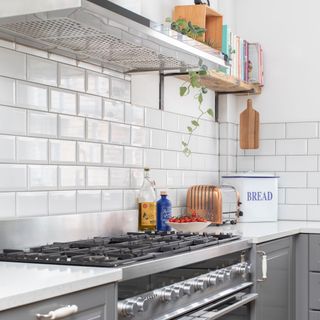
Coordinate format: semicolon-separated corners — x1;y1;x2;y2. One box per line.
178;70;262;95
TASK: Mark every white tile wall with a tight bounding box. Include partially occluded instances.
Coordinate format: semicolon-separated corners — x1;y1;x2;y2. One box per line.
0;42;221;220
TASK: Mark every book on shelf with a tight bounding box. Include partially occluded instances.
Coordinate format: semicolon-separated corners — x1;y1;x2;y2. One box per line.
221;24;264;86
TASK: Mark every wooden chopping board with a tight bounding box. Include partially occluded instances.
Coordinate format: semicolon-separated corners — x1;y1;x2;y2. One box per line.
240;99;260;149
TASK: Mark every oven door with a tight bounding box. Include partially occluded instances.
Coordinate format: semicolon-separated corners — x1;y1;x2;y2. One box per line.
174;292;258;320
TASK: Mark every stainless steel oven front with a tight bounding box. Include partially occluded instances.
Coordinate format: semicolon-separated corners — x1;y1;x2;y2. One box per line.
117;247;257;320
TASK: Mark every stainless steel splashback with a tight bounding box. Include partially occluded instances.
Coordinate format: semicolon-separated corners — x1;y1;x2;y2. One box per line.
0;0;227;73
0;210;138;250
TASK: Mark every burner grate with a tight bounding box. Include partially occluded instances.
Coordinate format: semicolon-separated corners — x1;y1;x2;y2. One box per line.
0;232;240;267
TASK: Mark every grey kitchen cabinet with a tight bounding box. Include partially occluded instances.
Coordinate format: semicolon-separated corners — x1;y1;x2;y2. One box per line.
254;237;294;320
0;283;117;320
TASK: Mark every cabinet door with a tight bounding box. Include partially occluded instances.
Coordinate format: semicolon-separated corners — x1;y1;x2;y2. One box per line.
0;283;117;320
255;237;293;320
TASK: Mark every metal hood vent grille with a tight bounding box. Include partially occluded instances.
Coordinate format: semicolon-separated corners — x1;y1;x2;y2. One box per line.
0;0;227;73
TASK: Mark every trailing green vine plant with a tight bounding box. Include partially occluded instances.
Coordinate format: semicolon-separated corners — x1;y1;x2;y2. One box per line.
165;18;215;156
180;60;214;157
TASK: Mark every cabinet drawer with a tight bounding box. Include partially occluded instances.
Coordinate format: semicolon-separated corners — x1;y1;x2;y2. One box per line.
309;235;320;271
310;311;320;320
309;273;320;310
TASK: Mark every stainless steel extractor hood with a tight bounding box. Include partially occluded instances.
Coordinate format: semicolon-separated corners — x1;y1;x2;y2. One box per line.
0;0;228;73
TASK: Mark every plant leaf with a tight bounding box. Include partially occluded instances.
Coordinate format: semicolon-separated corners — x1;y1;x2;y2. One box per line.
165;17;172;23
201;87;208;94
207;108;214;117
187;126;193;132
182;141;187;147
198;93;203;104
183;147;192;157
180;86;188;96
191;120;199;127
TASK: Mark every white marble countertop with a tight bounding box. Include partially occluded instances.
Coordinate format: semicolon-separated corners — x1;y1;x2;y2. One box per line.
206;220;320;243
0;262;122;311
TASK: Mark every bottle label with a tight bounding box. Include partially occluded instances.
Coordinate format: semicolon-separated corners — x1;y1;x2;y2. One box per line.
139;202;156;226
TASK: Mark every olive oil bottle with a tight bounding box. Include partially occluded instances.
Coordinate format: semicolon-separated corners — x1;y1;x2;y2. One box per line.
138;168;156;231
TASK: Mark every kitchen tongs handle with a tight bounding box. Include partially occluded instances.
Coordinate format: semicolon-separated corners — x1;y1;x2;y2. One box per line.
257;251;267;282
36;305;78;319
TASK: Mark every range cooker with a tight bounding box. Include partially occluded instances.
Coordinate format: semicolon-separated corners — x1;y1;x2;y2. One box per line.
0;231;257;320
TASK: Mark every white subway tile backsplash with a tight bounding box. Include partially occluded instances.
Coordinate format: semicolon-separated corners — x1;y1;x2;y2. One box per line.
278;188;286;204
255;156;285;172
245;140;276;156
237;156;255;172
145;108;162;129
286;155;318;171
103;99;124;123
150;129;167;149
27;56;57;86
176;189;187;207
0;47;26;80
278;172;307;188
124;190;138;210
0;106;26;135
77;190;101;213
28;111;57;138
144;149;161;168
161;151;177;169
16;81;48;111
152;169;167;188
260;123;286;139
50;140;76;164
59;64;85;91
131;126;149;147
286;122;318;139
59;166;85;189
182;171;197;187
124;147;143;167
86;119;109;143
102;190;123;211
59;115;85;140
28;165;57;190
162;112;179;131
110;123;130;145
0;164;27;191
278;204;307;220
307;172;320;188
49;191;76;215
16;192;48;217
177;152;192;170
308;139;320;155
0;39;14;49
78;142;101;164
286;188;317;205
197;171;219;185
125;104;144;126
86;167;109;188
167;170;182;188
109;168;130;188
78;93;102;119
191;153;205;171
87;71;109;97
307;205;320;221
103;144;123;166
0;135;15;162
276;139;307;155
0;193;15;218
130;169;144;188
0;77;15;106
167;132;182;151
17;137;48;163
16;45;47;58
50;89;77;115
111;78;130;102
49;54;76;66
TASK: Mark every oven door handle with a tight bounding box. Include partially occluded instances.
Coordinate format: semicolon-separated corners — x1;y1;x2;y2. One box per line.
194;293;258;320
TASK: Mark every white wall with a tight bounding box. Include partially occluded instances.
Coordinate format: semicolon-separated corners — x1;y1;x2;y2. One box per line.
234;0;320;123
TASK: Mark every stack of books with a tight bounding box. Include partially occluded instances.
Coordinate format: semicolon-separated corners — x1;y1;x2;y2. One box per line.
222;25;264;85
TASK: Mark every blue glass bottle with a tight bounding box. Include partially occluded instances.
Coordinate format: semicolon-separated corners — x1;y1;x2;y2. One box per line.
157;191;172;231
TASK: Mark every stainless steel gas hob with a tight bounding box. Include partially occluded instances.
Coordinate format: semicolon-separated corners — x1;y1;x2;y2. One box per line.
0;231;256;320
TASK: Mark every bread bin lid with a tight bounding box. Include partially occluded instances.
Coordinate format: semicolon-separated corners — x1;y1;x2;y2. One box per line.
222;172;279;179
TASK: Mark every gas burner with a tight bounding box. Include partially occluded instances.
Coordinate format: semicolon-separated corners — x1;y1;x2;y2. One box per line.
0;232;240;267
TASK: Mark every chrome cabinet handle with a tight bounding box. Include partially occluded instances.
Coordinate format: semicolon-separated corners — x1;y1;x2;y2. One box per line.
257;250;267;282
36;305;78;319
